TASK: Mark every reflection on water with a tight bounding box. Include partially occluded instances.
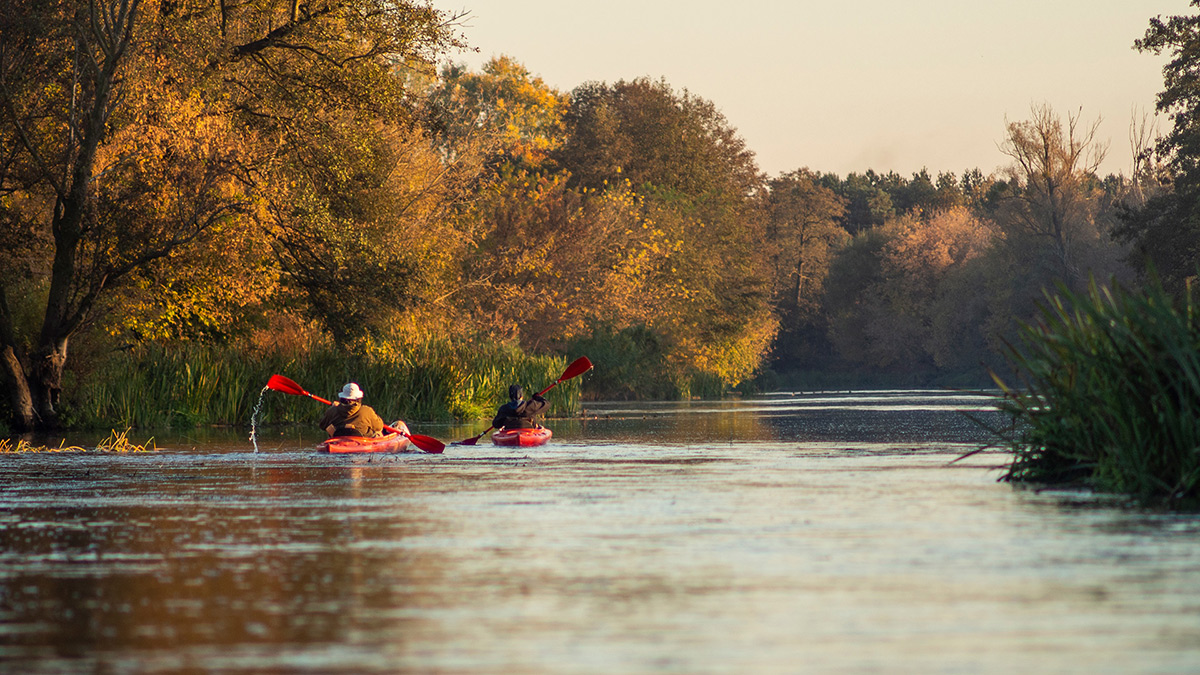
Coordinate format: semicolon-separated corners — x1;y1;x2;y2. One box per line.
579;389;1006;444
1;391;1198;673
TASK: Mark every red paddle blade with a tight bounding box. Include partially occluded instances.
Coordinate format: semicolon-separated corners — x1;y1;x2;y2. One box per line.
266;374;308;396
454;433;485;446
537;356;595;396
407;433;445;454
559;356;593;382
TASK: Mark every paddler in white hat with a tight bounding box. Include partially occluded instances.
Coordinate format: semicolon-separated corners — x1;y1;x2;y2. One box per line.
318;382;386;438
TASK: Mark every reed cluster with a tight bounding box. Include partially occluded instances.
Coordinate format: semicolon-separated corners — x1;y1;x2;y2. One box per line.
0;428;155;453
992;278;1200;507
67;338;583;430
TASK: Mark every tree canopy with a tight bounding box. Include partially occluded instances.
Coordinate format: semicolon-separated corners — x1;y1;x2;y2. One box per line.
0;2;1183;430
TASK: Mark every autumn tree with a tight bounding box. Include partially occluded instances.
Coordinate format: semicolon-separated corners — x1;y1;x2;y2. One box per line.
555;78;762;204
0;0;465;430
994;104;1112;290
764;169;847;368
541;77;774;391
424;55;568;167
824;207;996;376
0;0;247;430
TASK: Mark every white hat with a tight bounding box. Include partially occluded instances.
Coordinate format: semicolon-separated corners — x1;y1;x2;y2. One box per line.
338;382;364;401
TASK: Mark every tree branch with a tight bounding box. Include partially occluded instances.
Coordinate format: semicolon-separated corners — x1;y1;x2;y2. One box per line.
229;3;341;62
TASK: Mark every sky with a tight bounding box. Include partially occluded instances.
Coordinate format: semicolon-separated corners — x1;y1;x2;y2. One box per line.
429;0;1193;180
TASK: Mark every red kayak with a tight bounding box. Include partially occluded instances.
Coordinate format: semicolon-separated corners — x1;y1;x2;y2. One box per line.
491;426;552;447
318;422;413;454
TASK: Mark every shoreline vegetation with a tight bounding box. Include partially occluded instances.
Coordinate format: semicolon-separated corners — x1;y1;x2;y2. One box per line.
64;339;587;431
989;277;1200;509
0;428;155;453
5;3;1200;508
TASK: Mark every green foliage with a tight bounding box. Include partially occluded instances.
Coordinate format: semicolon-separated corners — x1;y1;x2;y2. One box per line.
1117;5;1200;294
1136;5;1200;191
566;325;672;399
556;77;760;204
765;169;849;370
69;339;580;429
992;277;1200;507
0;0;470;430
564;324;731;399
425;55;568;165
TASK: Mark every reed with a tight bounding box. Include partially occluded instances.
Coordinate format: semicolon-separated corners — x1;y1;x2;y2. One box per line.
0;429;155;453
69;338;583;430
991;277;1200;507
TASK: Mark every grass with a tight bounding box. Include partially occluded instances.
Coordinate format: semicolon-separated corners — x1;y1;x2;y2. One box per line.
0;428;156;453
67;338;586;430
988;277;1200;508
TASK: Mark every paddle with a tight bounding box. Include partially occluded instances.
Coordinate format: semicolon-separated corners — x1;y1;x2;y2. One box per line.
266;374;446;454
455;355;594;446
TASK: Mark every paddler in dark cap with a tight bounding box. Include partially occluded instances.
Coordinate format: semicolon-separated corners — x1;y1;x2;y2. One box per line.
490;384;548;430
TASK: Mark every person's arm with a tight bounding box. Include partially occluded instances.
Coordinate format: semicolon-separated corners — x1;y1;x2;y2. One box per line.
492;401;514;429
365;406;386;437
317;405;340;433
525;394;549;416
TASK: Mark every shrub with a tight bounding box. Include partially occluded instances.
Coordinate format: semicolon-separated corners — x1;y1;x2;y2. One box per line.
991;277;1200;507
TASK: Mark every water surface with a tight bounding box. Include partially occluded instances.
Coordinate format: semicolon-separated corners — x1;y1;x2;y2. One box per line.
2;390;1198;673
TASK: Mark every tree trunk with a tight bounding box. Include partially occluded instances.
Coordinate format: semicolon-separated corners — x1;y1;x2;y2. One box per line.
0;344;35;431
0;290;36;431
31;337;69;429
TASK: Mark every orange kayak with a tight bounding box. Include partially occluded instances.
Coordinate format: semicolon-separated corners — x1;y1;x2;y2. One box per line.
491;426;552;447
318;429;411;454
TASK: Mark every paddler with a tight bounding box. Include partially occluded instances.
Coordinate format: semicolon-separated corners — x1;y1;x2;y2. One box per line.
491;384;548;430
318;382;386;438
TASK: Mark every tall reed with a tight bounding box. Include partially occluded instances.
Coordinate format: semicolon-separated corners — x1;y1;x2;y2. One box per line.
991;277;1200;507
69;339;584;430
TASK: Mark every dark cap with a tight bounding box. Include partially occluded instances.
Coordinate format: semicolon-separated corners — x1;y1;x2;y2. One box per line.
508;384;523;401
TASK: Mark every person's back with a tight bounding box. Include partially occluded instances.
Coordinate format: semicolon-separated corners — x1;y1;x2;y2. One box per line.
491;384;547;430
318;383;386;437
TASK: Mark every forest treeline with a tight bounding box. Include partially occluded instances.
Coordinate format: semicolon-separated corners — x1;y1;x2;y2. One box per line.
0;0;1197;432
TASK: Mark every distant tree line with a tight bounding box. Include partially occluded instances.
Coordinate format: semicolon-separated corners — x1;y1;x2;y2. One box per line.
0;0;1197;431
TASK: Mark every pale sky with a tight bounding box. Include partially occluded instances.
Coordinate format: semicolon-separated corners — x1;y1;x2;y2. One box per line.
431;0;1193;180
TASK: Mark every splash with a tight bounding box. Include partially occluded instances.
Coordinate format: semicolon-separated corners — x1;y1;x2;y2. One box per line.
249;385;269;453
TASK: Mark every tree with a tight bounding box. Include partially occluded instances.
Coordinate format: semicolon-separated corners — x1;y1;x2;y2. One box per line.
1116;5;1200;292
555;78;762;205
0;0;464;430
764;169;848;368
425;55;568;167
547;77;774;389
995;103;1109;289
820;171;893;233
823;207;996;376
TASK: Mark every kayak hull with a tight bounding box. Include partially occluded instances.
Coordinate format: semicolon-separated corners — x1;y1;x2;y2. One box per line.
491;427;552;447
318;425;412;454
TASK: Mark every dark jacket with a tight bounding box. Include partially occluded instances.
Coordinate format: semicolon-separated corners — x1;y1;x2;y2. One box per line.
318;400;386;437
491;394;548;430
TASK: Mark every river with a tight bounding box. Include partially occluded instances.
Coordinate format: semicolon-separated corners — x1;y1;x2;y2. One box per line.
1;390;1199;673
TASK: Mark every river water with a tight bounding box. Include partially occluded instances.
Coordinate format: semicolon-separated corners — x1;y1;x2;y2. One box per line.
2;390;1199;673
